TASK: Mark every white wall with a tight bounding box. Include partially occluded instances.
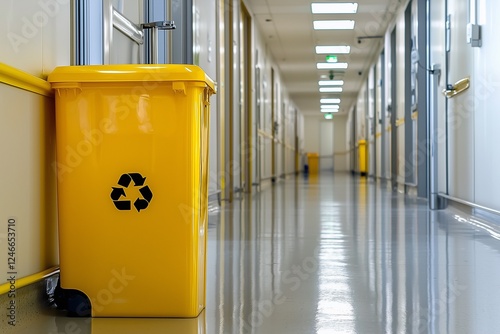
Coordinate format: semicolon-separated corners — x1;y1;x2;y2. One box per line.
0;0;71;278
1;0;70;76
303;114;347;172
252;10;301;181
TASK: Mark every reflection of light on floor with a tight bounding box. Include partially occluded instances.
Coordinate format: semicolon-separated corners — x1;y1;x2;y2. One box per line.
315;214;355;333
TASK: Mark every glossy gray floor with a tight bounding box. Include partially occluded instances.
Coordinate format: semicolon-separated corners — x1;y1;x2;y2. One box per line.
13;173;500;333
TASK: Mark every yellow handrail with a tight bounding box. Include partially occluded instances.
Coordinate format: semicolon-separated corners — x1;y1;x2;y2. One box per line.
0;62;52;97
0;267;59;295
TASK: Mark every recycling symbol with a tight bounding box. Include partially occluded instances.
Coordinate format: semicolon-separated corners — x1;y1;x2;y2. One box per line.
110;173;153;212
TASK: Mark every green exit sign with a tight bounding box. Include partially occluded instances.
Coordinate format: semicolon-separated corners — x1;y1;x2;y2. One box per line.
326;55;338;63
324;113;333;120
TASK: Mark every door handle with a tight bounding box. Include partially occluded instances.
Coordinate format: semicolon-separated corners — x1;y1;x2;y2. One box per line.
442;77;470;98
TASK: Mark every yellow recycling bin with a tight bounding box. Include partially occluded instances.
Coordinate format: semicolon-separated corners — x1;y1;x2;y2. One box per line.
307;153;319;174
358;139;367;176
48;65;215;317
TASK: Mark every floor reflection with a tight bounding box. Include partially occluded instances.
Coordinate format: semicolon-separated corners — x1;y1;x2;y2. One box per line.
207;174;500;334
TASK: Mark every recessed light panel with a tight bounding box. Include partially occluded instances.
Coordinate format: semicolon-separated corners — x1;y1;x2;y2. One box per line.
317;63;348;69
313;20;355;30
321;105;340;110
316;46;351;54
319;80;344;86
311;3;358;14
320;87;343;93
320;98;341;104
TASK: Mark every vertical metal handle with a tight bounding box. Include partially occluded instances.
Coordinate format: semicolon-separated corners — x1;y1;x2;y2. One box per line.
429;64;441;210
141;21;176;64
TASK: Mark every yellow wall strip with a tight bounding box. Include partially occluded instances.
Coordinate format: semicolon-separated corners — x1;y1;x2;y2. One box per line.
0;267;59;295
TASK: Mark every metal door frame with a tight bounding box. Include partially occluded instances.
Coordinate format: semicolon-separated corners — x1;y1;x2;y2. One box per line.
74;0;179;65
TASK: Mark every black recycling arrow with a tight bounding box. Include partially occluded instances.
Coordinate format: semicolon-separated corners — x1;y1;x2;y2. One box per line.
114;200;131;211
139;186;153;202
129;173;146;186
110;187;126;200
134;198;149;212
118;174;132;187
112;172;153;212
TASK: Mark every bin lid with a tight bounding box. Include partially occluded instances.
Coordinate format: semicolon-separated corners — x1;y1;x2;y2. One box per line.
48;64;215;92
307;153;319;157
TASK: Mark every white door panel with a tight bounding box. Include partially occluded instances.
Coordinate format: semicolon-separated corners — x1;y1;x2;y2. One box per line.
103;0;145;64
320;121;334;171
474;0;500;210
446;1;474;201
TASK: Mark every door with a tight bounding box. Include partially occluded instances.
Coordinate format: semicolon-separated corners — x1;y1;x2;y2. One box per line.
367;67;376;177
389;27;397;189
376;52;384;179
271;69;277;182
76;0;175;65
240;3;252;192
439;0;474;200
320;121;334;171
473;0;500;210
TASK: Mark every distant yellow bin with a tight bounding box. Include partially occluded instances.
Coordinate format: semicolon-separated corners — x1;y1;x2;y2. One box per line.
307;153;319;174
358;139;367;175
48;65;216;317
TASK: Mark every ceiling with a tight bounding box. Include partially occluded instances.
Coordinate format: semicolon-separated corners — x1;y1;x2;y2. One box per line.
246;0;403;116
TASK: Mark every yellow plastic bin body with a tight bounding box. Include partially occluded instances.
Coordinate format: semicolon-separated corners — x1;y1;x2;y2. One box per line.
48;65;216;317
358;139;367;175
307;153;319;174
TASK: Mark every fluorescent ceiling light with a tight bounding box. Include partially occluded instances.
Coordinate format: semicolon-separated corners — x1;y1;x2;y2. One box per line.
320;87;343;93
316;46;351;54
319;80;344;86
311;3;358;14
321;98;341;104
313;20;355;30
317;63;348;69
321;109;339;113
321;104;340;109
